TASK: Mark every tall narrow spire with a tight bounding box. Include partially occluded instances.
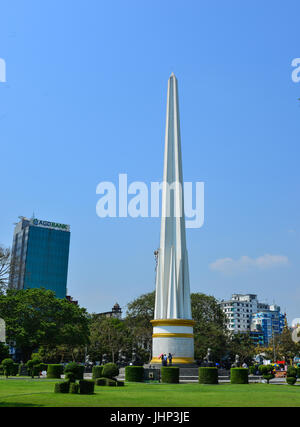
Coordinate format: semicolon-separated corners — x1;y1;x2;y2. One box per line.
154;74;192;320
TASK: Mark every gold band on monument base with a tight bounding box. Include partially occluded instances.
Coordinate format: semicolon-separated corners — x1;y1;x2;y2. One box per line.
151;319;195;327
150;357;195;364
152;333;194;338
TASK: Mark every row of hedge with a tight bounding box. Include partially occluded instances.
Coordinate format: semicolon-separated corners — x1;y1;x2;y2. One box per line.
55;380;95;395
122;366;249;384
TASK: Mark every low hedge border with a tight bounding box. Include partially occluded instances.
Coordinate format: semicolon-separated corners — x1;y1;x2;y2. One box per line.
125;366;144;382
92;365;104;380
230;368;249;384
54;381;70;393
161;367;179;384
79;380;95;395
198;367;218;384
47;364;63;379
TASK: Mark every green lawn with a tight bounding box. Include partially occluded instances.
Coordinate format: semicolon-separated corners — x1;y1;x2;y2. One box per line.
0;378;299;407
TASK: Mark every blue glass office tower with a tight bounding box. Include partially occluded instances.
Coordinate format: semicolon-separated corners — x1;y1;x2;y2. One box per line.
9;217;70;299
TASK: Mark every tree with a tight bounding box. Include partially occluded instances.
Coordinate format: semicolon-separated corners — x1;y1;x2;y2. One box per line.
0;246;11;295
125;292;155;361
0;342;9;363
89;315;131;363
1;358;14;378
191;293;229;362
0;288;90;361
268;326;300;364
228;333;256;365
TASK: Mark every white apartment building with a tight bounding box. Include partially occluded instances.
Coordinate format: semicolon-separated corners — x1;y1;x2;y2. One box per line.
220;294;259;333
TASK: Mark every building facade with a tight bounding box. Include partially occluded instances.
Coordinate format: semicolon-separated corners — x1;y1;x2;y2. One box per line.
251;305;285;345
220;294;285;346
97;303;122;319
9;217;70;299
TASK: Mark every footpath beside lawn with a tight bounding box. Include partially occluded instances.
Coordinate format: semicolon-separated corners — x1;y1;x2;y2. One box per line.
0;379;300;407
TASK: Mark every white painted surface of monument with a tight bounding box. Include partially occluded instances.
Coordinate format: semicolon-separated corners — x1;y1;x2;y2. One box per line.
151;74;195;365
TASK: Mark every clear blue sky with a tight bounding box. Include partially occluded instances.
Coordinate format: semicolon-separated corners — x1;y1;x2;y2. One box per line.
0;1;299;322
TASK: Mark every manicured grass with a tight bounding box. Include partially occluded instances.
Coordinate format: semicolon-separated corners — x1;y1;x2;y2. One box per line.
0;378;299;407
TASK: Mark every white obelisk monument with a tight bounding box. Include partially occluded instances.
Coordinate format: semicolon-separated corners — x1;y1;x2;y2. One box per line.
150;73;195;365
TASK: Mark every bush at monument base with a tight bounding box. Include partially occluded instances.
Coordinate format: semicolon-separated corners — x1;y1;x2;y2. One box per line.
54;381;70;393
198;367;218;384
102;363;119;379
125;366;144;382
161;367;179;384
230;368;249;384
79;380;95;394
47;364;64;379
92;365;104;379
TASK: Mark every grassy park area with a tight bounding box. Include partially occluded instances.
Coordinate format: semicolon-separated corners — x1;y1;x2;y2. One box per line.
0;378;299;407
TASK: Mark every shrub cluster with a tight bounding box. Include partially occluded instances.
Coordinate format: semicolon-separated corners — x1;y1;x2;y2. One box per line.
47;364;64;379
230;368;249;384
258;365;274;384
79;380;95;394
64;362;84;382
1;358;15;377
70;383;79;394
286;366;297;386
125;366;144;382
93;363;124;387
161;367;179;384
102;363;119;379
54;381;70;394
198;367;218;384
92;365;104;379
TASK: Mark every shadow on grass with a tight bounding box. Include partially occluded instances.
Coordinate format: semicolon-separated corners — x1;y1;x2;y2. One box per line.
0;402;45;407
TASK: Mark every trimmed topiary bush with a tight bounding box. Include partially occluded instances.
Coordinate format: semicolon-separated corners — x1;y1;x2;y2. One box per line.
258;365;275;384
287;366;297;377
106;378;117;386
92;365;104;379
79;379;95;394
161;367;179;384
64;362;84;381
125;366;144;382
230;368;249;384
95;377;107;386
54;381;70;393
102;363;119;379
47;364;64;379
26;359;41;378
40;363;48;372
116;380;125;387
198;367;218;384
286;366;297;385
287;376;297;385
11;363;19;376
249;366;257;375
70;383;79;394
1;358;14;378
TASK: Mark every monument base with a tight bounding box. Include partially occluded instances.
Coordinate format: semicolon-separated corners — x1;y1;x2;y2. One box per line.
150;318;195;365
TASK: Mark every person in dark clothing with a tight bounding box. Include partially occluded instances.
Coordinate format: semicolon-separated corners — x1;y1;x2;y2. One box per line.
168;353;174;365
